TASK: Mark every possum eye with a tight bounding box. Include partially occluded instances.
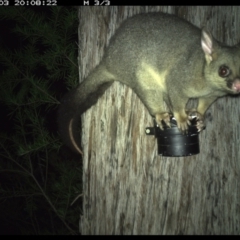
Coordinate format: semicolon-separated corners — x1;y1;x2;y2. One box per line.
219;65;230;78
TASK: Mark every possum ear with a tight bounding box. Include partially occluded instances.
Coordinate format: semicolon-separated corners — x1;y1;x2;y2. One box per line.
201;28;215;63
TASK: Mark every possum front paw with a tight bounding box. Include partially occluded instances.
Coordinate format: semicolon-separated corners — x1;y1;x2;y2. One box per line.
155;112;172;129
186;110;205;132
176;116;191;133
172;111;191;133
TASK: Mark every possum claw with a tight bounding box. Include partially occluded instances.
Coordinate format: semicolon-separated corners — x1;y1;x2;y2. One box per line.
155;113;172;129
186;110;205;132
177;118;191;134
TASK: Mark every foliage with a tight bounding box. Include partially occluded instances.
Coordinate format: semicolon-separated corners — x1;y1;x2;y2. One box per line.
0;6;81;235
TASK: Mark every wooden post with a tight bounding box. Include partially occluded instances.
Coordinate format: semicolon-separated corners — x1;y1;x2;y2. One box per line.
79;6;240;234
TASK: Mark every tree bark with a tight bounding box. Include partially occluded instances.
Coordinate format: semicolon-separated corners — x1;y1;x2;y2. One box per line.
79;6;240;234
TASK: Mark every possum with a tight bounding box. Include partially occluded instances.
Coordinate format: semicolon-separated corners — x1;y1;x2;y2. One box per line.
58;12;240;154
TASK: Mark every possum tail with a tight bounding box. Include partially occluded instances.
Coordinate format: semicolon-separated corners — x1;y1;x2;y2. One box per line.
58;64;115;154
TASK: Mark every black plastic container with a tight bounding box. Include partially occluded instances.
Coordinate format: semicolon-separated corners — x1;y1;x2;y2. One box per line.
146;118;200;157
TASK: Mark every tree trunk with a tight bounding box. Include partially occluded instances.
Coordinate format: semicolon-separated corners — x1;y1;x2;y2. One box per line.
79;6;240;234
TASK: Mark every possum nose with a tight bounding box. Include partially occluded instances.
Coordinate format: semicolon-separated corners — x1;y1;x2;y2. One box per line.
233;79;240;92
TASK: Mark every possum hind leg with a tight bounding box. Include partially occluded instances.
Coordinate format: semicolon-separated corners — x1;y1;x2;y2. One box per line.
155;112;173;128
135;89;172;129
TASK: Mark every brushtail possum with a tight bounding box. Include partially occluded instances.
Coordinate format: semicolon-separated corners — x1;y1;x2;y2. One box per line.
58;12;240;154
